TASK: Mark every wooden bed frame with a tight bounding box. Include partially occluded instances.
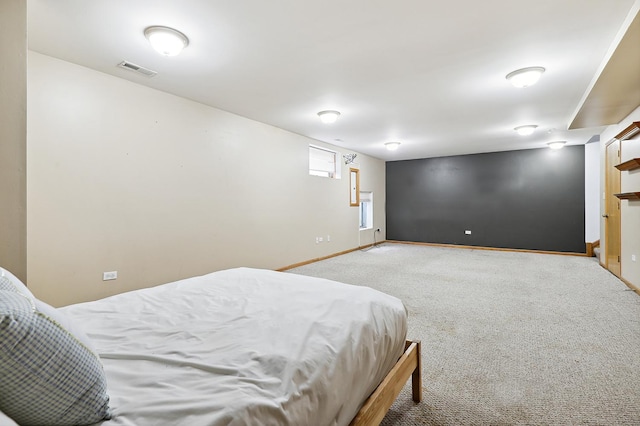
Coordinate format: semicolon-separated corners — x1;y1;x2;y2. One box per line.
350;340;422;426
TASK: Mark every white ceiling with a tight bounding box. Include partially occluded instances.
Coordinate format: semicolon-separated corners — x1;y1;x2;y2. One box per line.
27;0;639;161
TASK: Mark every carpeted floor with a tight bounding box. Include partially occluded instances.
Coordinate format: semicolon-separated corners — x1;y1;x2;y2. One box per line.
287;243;640;425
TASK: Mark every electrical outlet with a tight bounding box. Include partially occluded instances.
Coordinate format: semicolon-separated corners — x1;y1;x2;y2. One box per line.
465;230;472;235
103;271;117;281
327;235;331;242
318;237;323;242
633;254;637;262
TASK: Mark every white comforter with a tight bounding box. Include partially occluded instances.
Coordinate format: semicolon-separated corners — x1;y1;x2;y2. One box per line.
61;268;407;426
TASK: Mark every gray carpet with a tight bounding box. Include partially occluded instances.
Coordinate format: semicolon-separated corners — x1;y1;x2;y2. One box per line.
287;243;640;425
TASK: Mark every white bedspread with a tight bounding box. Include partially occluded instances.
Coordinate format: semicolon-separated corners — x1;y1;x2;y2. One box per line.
61;268;407;426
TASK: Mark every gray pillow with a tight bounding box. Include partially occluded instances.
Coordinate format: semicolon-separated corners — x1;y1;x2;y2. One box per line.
0;290;111;425
0;266;97;354
0;267;34;299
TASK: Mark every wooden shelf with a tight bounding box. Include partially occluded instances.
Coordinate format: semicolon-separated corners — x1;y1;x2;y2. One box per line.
614;192;640;200
615;158;640;171
614;121;640;141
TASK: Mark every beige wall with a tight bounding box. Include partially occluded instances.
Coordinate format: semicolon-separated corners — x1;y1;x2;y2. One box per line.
599;106;640;287
355;155;386;247
0;0;27;281
27;52;386;306
584;142;601;243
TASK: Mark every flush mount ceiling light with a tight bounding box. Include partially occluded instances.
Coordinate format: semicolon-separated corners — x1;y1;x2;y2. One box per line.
385;142;401;151
547;141;566;150
317;110;341;124
514;125;538;136
506;67;545;88
144;26;189;56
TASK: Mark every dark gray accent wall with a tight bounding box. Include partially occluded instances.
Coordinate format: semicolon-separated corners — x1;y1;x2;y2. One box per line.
386;146;586;253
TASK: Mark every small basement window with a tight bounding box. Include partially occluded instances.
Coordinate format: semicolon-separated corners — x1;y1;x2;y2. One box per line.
360;191;373;229
309;145;338;178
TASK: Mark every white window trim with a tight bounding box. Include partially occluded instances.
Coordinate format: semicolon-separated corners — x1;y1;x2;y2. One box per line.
359;191;373;230
309;144;341;179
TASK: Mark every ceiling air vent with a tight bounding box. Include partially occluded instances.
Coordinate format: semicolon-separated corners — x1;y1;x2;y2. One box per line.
117;61;157;77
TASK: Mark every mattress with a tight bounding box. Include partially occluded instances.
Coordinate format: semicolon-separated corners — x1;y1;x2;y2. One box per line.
60;267;407;426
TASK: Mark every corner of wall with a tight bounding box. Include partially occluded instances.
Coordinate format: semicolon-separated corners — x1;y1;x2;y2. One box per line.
0;0;27;281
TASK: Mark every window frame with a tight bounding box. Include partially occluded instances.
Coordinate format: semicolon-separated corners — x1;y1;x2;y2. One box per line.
359;191;373;230
309;145;339;179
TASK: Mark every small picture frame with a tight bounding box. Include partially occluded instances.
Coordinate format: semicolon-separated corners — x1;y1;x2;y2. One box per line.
350;168;360;206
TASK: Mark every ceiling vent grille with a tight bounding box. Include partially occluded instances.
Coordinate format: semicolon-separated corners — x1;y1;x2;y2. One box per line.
117;61;157;77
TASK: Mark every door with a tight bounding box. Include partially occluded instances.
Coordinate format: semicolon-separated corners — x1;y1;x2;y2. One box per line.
604;140;621;277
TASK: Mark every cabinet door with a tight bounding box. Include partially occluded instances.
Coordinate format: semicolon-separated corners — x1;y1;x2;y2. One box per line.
605;140;621;277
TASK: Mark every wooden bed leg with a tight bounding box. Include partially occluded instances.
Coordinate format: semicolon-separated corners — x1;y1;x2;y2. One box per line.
351;340;423;426
411;340;422;402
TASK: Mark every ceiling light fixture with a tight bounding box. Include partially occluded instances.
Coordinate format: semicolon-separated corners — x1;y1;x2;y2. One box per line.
506;67;545;88
514;125;538;136
385;142;401;151
547;141;566;150
144;26;189;56
317;110;341;124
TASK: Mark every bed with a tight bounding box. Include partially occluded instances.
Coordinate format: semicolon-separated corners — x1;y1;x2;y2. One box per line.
0;267;421;426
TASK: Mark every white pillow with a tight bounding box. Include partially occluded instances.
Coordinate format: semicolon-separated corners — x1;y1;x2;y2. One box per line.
34;297;98;354
0;410;19;426
0;290;111;425
0;411;19;426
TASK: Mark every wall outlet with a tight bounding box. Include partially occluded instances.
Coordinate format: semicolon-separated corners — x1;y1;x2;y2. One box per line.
633;254;637;262
103;271;117;281
465;230;472;235
327;235;331;242
318;237;323;242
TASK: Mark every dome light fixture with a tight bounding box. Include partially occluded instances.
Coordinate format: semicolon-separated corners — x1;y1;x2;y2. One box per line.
144;26;189;56
506;66;545;88
547;141;566;150
317;110;341;124
385;142;401;151
514;125;538;136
